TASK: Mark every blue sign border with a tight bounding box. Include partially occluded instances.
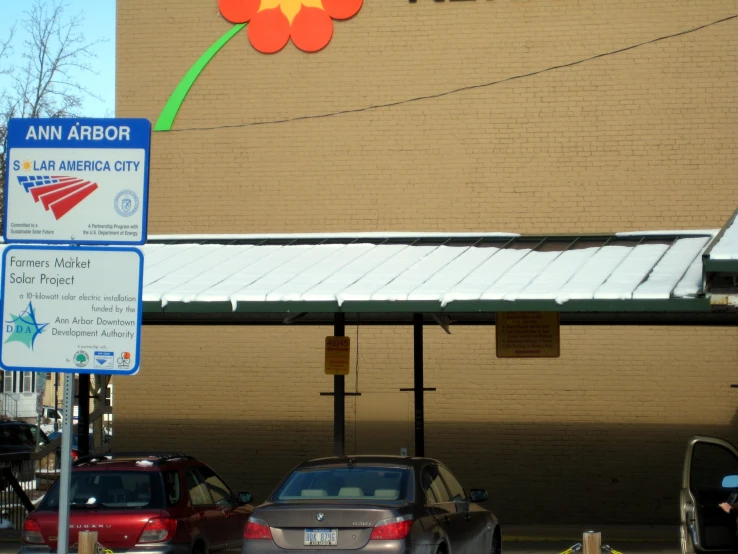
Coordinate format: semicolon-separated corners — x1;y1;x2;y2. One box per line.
3;118;151;246
0;245;143;376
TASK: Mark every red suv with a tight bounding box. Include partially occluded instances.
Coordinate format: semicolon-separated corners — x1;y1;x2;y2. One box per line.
20;453;254;554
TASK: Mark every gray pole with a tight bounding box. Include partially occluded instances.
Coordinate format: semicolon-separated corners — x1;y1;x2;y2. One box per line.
56;373;75;554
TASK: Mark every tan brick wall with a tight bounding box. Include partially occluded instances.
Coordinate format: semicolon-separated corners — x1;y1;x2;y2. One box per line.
118;0;738;234
114;325;738;523
114;0;738;524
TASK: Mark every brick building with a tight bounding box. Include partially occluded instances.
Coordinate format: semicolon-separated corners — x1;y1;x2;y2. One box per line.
113;0;738;523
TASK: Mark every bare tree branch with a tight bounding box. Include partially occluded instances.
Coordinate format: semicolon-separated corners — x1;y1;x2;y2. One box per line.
0;26;15;75
0;0;107;219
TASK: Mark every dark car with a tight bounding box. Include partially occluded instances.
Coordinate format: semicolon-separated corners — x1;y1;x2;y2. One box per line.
0;420;51;482
47;428;112;459
20;453;254;554
242;455;500;554
0;420;49;455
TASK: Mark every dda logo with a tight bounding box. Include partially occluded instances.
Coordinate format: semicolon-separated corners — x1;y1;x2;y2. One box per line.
4;302;48;350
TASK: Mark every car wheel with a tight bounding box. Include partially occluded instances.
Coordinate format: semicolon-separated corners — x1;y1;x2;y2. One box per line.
192;542;208;554
491;529;501;554
436;544;447;554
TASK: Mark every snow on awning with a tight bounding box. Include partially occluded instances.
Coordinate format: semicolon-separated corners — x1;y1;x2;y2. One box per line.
138;231;714;320
701;210;738;306
704;209;738;271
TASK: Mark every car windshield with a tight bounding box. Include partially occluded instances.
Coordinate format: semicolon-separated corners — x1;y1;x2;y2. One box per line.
273;466;413;502
40;471;166;510
0;424;36;446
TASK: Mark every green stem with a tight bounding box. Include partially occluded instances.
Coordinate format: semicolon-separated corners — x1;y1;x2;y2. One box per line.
154;23;246;132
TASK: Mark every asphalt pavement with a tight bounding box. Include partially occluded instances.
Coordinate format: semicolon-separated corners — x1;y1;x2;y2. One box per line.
0;541;681;554
0;527;682;554
505;541;679;554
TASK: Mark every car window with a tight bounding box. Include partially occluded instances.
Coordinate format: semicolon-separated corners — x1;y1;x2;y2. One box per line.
421;465;450;504
438;465;466;502
186;469;214;506
273;467;412;501
40;471;165;510
0;424;38;446
196;466;233;506
691;442;738;490
30;426;49;446
163;470;181;506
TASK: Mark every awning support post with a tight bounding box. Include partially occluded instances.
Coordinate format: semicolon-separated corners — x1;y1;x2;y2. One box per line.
414;313;424;457
333;312;346;457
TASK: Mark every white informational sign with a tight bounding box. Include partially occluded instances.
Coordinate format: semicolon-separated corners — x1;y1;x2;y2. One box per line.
0;245;143;375
3;118;150;245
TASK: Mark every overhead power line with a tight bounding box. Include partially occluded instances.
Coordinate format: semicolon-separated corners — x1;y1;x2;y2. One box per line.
167;13;738;133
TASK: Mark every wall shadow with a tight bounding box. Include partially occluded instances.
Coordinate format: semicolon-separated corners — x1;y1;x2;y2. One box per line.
113;419;738;525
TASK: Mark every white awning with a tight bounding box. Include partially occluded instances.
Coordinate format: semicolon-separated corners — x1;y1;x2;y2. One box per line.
1;230;726;325
130;231;717;324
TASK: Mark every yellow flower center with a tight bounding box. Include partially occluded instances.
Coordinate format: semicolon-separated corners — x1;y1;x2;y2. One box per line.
259;0;324;24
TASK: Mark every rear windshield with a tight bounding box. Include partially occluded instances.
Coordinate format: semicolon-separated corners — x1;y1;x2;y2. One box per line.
0;424;36;446
273;466;413;502
40;471;166;510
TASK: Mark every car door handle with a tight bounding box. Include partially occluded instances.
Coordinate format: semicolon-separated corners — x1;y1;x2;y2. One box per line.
198;512;206;520
443;515;451;525
464;514;472;522
222;510;231;518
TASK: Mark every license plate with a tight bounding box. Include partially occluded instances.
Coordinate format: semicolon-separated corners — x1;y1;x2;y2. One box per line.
304;528;338;546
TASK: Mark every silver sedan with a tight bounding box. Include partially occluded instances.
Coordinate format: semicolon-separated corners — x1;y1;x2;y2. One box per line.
241;455;501;554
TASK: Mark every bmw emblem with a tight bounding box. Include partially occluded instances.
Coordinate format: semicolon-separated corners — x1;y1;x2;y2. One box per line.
316;513;324;522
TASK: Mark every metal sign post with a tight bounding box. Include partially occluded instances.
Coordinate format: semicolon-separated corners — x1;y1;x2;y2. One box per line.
56;372;75;554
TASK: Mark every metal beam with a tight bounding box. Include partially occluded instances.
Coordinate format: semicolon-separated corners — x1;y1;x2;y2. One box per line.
333;313;345;457
413;313;424;457
142;310;738;327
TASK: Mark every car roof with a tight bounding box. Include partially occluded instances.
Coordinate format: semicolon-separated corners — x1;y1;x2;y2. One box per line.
296;455;440;470
0;420;35;427
73;453;198;470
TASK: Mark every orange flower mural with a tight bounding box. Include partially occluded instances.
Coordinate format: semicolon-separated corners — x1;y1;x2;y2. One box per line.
156;0;363;131
219;0;363;53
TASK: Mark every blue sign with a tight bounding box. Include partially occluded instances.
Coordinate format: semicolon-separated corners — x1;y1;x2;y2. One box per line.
0;245;143;375
3;118;151;246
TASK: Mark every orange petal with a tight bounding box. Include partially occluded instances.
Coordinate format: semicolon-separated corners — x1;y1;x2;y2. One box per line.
248;7;291;54
290;6;333;53
322;0;362;20
219;0;260;23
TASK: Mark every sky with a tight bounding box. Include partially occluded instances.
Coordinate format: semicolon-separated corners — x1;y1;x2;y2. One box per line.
0;0;116;117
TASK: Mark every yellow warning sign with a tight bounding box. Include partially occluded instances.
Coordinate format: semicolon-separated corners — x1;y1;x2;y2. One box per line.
325;336;351;375
496;312;560;358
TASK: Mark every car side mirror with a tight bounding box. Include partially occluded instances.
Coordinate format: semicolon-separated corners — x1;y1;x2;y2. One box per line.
469;489;488;503
237;492;253;505
722;475;738;488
